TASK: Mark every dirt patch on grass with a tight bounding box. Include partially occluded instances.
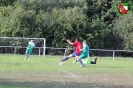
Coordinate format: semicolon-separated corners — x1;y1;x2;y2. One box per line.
0;73;133;88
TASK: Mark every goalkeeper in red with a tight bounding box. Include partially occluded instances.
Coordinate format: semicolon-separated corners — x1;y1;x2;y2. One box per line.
60;38;81;65
25;40;35;61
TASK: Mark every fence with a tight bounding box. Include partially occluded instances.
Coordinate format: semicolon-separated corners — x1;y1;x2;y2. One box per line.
0;46;133;60
90;49;133;60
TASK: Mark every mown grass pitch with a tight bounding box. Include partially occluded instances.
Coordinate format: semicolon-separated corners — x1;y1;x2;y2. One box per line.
0;55;133;88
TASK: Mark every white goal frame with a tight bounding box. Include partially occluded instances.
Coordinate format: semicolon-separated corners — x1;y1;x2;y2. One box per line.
0;37;46;57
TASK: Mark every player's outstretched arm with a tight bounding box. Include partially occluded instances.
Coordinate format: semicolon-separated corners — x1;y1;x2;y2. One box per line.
67;39;73;45
80;46;85;51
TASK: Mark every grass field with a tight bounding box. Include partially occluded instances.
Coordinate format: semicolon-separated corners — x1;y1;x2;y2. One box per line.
0;55;133;88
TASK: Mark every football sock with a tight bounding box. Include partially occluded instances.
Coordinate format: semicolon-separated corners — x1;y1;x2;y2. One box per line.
75;60;78;62
26;54;29;59
91;57;97;64
61;57;69;62
78;59;84;66
94;57;97;64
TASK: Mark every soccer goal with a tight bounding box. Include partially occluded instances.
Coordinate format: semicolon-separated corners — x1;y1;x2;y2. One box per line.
0;37;46;57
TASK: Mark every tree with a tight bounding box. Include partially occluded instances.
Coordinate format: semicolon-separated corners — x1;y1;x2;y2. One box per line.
0;0;88;47
113;13;133;50
84;0;116;49
0;0;17;6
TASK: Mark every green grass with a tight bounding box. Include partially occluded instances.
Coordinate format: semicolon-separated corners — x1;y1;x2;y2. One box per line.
0;55;133;88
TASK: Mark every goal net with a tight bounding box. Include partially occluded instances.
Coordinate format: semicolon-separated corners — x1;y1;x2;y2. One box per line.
0;37;46;57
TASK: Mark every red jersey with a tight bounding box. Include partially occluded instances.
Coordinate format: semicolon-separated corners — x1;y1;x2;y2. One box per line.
73;41;82;54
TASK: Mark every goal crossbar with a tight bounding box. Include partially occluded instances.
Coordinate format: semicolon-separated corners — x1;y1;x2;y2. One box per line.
0;37;46;57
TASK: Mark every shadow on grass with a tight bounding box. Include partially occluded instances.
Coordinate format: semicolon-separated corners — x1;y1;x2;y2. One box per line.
86;65;127;68
0;78;132;88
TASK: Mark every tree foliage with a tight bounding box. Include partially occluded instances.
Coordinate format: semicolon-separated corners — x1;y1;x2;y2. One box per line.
113;13;133;50
0;0;17;6
0;0;131;50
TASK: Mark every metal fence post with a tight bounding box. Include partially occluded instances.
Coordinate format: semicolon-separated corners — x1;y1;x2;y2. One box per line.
113;50;115;60
39;47;41;57
14;47;16;56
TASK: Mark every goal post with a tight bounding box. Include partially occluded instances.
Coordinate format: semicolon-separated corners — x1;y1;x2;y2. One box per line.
43;38;46;57
0;37;46;57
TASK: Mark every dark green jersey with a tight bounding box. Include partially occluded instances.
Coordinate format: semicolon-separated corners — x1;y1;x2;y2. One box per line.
82;44;89;55
26;42;35;54
27;42;35;50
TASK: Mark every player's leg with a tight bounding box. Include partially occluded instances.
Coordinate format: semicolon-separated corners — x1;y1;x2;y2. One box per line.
73;52;80;63
60;54;73;62
25;49;32;61
90;56;97;64
60;52;75;65
25;52;29;60
25;49;29;60
73;51;83;64
78;54;87;67
73;53;84;64
27;50;33;61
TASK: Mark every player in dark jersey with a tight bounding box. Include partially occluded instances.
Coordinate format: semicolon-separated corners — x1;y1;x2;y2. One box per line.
60;38;82;65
